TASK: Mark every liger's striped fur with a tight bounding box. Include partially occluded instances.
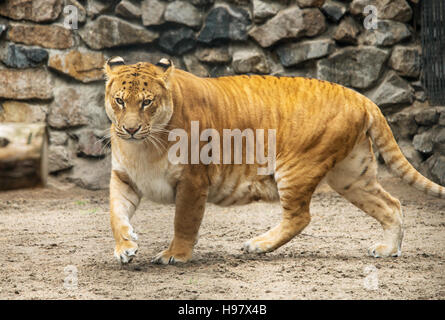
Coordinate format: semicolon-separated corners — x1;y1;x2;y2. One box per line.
104;58;444;264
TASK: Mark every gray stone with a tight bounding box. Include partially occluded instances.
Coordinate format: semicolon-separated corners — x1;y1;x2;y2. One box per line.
48;80;109;130
75;129;107;158
425;154;445;186
249;6;326;48
0;0;63;22
49;131;68;146
198;5;251;44
414;108;440;126
360;20;411;47
183;54;209;77
190;0;215;6
158;27;196;55
413;130;433;154
79;16;158;50
433;127;445;156
387;107;418;140
252;0;283;23
86;0;113;18
321;0;346;22
276;39;335;67
365;71;414;108
296;0;325;8
164;1;202;28
0;68;53;100
48;145;73;173
316;46;389;89
389;45;421;78
116;0;142;19
350;0;412;23
439;111;445;126
1;44;48;68
141;0;165;26
195;47;231;64
67;156;111;190
232;46;270;74
333;16;361;44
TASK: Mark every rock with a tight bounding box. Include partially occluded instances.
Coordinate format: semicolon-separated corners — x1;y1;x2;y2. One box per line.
252;0;283;23
86;0;112;18
75;129;107;158
190;0;215;6
115;0;141;19
360;20;411;47
158;27;196;55
141;0;165;26
0;0;63;22
48;81;109;130
398;140;423;169
425;154;445;186
164;1;202;29
1;44;48;68
67;156;111;190
232;46;270;74
350;0;412;23
388;45;421;78
198;5;251;44
387;107;418;140
249;6;326;47
439;111;445;126
79;16;158;50
414;108;440;126
365;71;414;108
183;54;209;77
0;101;47;123
433;127;445;156
413;130;433;154
195;47;231;64
333;16;361;44
276;39;335;67
48;49;105;83
321;0;346;22
296;0;325;8
0;68;53;100
49;131;68;146
316;46;389;89
49;145;73;173
7;23;74;49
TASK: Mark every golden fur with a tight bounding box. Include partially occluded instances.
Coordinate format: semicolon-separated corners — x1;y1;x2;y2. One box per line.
104;57;445;265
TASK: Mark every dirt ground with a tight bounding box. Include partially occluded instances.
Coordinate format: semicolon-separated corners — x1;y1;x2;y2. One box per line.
0;167;444;300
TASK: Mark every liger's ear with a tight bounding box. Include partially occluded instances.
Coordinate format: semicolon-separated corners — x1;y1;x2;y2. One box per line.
156;58;174;83
104;56;125;77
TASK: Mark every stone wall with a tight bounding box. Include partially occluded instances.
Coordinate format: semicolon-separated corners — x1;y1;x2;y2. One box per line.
0;0;444;189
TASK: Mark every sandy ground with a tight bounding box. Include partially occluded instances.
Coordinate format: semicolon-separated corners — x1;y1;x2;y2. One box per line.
0;168;444;300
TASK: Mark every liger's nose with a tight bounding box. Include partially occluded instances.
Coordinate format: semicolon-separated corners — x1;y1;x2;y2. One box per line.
123;125;141;135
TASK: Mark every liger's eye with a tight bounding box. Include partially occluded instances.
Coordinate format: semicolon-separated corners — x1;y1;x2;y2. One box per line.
142;99;152;108
115;98;124;105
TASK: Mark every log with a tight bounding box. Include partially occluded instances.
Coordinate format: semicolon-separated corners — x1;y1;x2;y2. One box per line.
0;123;48;190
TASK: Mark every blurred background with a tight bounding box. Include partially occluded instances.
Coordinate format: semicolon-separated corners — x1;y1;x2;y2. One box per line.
0;0;444;190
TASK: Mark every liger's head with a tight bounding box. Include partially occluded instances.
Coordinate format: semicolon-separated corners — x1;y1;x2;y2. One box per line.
104;56;174;141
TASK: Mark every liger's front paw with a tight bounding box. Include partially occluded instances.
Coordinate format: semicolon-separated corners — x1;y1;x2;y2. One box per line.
114;240;138;264
151;249;192;265
368;243;401;258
